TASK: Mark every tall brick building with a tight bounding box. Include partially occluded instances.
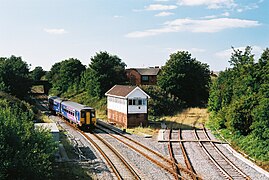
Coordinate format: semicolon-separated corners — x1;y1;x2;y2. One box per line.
105;85;150;128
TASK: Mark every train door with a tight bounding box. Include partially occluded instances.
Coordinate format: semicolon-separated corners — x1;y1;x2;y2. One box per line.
86;111;91;125
91;110;96;125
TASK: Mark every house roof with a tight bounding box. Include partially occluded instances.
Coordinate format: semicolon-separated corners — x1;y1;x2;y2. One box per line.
128;67;160;76
105;85;150;98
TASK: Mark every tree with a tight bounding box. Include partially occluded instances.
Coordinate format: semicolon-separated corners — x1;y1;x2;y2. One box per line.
0;96;56;179
142;85;184;117
158;51;210;106
47;58;86;95
83;51;127;98
30;66;46;81
0;55;31;98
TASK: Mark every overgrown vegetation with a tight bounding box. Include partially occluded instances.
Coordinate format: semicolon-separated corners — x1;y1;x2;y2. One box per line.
208;46;269;169
0;92;57;179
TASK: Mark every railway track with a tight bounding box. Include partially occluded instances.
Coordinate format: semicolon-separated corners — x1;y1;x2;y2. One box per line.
97;124;201;180
167;129;199;180
193;126;250;180
178;128;198;180
58;115;142;179
81;130;141;179
35;97;141;179
168;129;181;179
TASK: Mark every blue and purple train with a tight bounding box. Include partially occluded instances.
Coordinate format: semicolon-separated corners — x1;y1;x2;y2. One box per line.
48;96;96;128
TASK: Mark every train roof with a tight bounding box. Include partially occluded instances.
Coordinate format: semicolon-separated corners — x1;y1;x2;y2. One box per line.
48;96;63;103
61;101;94;111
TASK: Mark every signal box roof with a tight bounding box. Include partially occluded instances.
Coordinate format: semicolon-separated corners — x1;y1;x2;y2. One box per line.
105;85;150;99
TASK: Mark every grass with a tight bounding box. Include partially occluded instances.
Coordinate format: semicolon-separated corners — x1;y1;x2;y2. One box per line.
126;108;210;136
160;108;209;129
207;118;269;171
52;162;94;180
126;126;159;136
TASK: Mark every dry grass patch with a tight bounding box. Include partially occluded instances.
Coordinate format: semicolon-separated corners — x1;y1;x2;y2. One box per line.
126;126;159;136
161;108;209;129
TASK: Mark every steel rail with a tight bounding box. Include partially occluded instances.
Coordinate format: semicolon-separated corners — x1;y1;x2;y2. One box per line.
96;126;181;179
37;95;140;180
97;124;201;179
201;125;250;180
178;129;199;180
193;128;232;179
168;129;181;180
86;130;141;180
33;98;123;179
64;120;141;180
194;127;250;180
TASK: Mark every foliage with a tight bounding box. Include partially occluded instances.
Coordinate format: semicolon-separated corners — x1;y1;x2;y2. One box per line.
0;56;32;98
142;85;184;117
30;66;46;81
0;94;57;179
83;51;127;98
69;92;107;118
208;46;269;163
47;58;86;95
158;51;210;107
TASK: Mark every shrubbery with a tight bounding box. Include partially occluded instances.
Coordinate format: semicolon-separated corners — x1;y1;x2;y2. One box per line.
208;46;269;164
0;94;57;179
142;85;184;117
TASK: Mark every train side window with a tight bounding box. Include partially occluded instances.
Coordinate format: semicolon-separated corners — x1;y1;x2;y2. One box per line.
81;111;85;118
91;111;95;118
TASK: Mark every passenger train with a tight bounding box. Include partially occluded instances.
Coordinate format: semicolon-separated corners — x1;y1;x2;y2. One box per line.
48;96;96;128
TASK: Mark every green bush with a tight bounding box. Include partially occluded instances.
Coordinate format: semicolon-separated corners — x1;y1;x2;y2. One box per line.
208;47;269;164
0;98;57;179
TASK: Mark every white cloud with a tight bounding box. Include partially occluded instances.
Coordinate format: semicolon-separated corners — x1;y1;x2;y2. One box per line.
155;0;170;1
114;15;123;18
202;12;229;19
145;4;177;11
155;11;174;17
221;12;230;16
236;2;260;13
126;18;260;38
44;28;67;35
202;15;218;19
215;46;263;60
177;0;237;9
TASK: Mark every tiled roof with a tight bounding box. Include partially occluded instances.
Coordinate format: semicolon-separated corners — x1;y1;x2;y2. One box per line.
128;67;160;76
105;85;136;97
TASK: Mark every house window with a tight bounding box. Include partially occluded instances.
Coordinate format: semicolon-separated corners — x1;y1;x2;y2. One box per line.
141;75;149;82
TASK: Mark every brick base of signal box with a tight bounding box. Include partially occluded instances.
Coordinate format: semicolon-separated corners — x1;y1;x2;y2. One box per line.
107;109;148;128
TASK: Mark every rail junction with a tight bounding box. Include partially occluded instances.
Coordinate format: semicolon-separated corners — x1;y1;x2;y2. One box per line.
33;95;269;180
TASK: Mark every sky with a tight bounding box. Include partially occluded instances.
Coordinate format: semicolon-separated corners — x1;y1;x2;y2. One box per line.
0;0;268;71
